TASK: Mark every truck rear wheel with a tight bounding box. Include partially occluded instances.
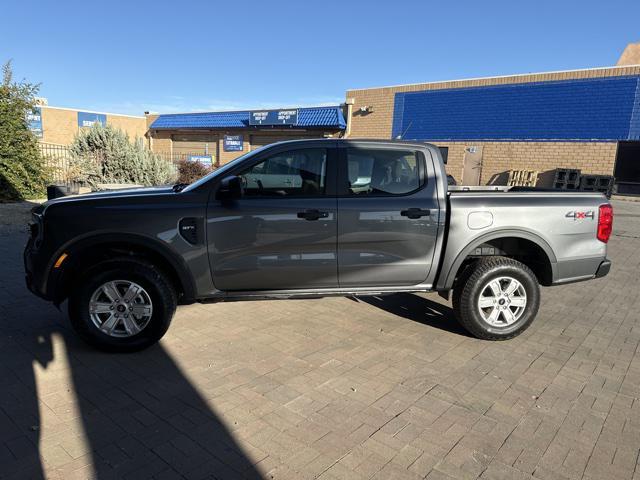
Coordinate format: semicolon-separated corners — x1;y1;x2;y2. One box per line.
452;256;540;340
68;258;177;352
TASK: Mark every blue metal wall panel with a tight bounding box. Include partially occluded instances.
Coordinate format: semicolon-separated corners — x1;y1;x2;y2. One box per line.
391;76;640;142
630;79;640;141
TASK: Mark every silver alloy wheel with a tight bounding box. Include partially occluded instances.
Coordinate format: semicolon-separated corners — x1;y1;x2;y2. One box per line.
89;280;153;338
477;276;527;327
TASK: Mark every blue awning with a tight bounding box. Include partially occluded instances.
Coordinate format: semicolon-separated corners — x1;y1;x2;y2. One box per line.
150;106;346;130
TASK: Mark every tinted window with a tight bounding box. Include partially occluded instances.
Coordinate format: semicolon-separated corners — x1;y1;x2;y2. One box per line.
347;149;422;196
239;148;327;197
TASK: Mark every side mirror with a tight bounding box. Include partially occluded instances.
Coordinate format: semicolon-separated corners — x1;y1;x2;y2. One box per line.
216;175;243;200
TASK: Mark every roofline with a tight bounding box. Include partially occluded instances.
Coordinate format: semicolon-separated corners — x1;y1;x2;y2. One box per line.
346;64;640;92
258;138;434;147
153;105;344;117
150;126;344;131
39;105;145;119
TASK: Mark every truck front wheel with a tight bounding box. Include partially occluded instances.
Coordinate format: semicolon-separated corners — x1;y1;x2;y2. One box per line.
452;257;540;340
68;258;177;352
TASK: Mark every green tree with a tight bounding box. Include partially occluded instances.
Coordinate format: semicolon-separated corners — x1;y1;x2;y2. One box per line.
0;60;47;201
69;123;176;187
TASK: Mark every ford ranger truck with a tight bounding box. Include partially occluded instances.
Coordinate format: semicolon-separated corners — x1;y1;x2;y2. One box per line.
24;139;613;351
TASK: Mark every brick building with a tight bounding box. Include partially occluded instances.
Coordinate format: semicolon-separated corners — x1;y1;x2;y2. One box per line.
29;105;146;145
146;106;346;166
345;45;640;194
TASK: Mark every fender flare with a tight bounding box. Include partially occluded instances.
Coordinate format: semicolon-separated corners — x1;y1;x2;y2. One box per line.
437;229;558;290
44;232;197;302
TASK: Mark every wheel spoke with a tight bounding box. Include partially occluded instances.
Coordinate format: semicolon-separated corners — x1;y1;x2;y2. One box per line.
504;279;519;296
122;284;140;303
501;308;517;324
131;305;152;317
488;280;502;296
122;316;141;335
90;302;112;314
102;282;121;302
100;314;119;334
486;307;500;324
510;297;527;307
478;296;494;308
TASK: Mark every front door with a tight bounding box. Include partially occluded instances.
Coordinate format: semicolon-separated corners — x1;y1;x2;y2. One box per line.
337;146;440;287
207;146;338;291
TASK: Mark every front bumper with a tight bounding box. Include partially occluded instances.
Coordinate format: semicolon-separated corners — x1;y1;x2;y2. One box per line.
23;236;50;300
595;259;611;278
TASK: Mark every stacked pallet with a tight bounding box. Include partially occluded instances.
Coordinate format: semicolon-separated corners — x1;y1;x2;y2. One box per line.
507;169;539;187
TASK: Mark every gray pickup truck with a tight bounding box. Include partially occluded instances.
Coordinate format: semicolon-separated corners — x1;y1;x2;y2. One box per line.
24;139;613;351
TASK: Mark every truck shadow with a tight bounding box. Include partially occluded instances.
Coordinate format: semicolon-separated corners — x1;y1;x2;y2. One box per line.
1;233;263;479
356;293;471;337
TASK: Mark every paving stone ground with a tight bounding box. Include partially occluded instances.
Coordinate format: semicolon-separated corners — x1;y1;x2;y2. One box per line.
1;200;639;480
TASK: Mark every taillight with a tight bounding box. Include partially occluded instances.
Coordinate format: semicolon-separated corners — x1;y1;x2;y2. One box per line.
597;204;613;243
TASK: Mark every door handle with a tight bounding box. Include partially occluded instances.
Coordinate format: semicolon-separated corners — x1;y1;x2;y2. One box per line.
297;209;329;221
400;208;431;219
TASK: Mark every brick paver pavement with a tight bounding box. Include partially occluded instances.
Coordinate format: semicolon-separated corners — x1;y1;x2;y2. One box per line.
1;200;639;479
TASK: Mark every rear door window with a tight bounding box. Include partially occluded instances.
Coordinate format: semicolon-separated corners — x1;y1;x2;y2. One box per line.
346;149;423;196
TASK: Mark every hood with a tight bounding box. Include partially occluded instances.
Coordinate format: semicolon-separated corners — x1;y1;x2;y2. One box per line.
41;185;176;211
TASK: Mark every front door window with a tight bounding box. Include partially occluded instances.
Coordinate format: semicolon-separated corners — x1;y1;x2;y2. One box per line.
239;148;327;197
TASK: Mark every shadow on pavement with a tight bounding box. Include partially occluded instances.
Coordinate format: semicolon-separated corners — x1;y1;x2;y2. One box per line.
1;229;263;479
357;292;471;337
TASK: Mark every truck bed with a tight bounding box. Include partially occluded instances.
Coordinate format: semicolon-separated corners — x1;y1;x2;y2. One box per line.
448;185;606;195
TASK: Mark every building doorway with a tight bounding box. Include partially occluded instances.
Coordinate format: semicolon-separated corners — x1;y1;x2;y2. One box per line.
614;142;640;195
462;145;483;185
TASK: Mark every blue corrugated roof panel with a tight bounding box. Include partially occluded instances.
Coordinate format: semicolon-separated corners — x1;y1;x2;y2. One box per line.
150;106;345;130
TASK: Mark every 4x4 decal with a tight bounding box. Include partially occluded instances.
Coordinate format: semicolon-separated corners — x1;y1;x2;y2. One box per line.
565;210;595;221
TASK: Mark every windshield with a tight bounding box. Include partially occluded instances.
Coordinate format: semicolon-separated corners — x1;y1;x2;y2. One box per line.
181;145;269;192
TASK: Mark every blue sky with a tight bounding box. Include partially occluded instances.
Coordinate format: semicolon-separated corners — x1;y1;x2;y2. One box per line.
2;0;639;116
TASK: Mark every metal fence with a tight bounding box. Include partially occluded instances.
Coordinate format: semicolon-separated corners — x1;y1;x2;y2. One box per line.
153;151;218;166
39;143;77;183
38;143;215;185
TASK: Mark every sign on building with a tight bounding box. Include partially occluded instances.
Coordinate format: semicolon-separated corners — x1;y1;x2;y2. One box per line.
249;109;298;126
27;107;43;138
78;112;107;128
188;155;213;167
223;135;244;152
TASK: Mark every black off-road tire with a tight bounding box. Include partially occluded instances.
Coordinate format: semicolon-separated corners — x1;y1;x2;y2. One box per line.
452;256;540;340
68;258;177;352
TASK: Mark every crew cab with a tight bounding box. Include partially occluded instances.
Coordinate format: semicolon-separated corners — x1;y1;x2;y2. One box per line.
24;139;613;351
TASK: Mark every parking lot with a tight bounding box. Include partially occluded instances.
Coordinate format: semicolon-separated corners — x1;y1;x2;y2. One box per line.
1;200;639;480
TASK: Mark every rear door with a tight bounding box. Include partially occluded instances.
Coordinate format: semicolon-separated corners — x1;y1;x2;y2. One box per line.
336;145;440;287
207;144;338;291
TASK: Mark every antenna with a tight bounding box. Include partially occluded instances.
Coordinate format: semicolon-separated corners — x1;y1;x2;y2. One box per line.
395;121;413;140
